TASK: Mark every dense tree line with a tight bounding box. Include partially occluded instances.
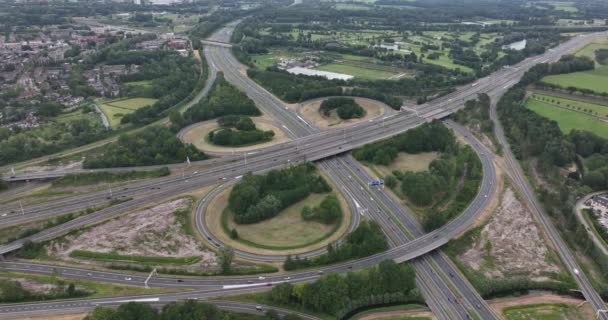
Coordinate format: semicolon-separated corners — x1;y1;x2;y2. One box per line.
179;73;262;126
271;260;416;318
0;117;109;166
84;300;293;320
319;97;365;120
247;68;402;109
301;195;342;224
228;164;332;224
353;120;455;165
83;126;206;168
209;116;274;147
284;220;388;270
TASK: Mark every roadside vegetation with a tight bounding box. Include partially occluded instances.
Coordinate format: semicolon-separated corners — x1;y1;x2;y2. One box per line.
85;300;277;320
354;121;482;231
0;272;171;304
230;260;418;320
498;56;608;296
452;93;501;153
170;72;262;130
83;126;207;168
283;220;388;270
52;168;170;187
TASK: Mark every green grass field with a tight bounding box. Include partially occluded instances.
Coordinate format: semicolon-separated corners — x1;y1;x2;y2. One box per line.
503;303;586;320
315;62;400;79
98;97;157;128
54;109;103;126
542;67;608;94
531;93;608;117
224;193;342;250
69;250;201;265
541;39;608;94
525;98;608;138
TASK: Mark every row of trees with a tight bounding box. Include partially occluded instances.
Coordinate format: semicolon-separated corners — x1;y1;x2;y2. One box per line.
83;126;207;168
301;195;341;224
84;300;299;320
284;220;388;270
319;97;365;120
247;68;402;109
228;164;332;224
270;260;416;318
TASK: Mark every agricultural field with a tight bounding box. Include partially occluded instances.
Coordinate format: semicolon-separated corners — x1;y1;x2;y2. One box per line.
541;39;608;94
503;303;587;320
525;97;608;138
97;97;157;128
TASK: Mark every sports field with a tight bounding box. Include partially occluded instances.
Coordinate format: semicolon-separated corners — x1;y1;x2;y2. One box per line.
525;98;608;138
97;97;157;128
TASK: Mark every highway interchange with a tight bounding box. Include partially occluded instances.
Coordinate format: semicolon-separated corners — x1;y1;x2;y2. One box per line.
0;16;607;320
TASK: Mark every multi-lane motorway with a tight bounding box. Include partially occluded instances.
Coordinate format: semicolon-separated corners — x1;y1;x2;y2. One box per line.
1;18;607;319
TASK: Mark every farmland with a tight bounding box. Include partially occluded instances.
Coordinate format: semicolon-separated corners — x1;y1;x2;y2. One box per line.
97;97;158;128
525;97;608;138
541;39;608;94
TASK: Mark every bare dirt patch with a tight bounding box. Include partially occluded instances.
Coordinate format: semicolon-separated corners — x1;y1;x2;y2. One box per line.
299;97;386;131
180;119;290;154
47;198;217;270
459;187;561;280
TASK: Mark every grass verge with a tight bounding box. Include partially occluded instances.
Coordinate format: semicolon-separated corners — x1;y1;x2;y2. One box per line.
68;250;201;266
